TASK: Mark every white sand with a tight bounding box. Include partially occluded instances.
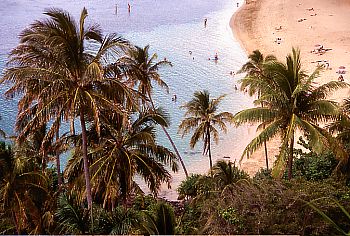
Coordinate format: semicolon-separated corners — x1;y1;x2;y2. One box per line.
230;0;350;174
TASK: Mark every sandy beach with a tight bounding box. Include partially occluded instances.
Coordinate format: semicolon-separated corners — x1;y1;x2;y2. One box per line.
230;0;350;174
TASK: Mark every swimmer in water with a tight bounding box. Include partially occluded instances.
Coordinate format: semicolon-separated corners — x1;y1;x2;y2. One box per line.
214;53;218;60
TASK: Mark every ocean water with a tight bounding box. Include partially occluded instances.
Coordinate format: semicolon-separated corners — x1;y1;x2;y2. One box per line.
0;0;255;199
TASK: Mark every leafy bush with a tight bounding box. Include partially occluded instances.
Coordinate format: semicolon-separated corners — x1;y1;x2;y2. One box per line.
293;137;337;181
178;161;249;199
178;176;350;235
139;201;176;235
253;168;272;181
177;174;202;199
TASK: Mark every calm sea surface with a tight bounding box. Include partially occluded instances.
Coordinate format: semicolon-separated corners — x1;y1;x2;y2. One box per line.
0;0;255;199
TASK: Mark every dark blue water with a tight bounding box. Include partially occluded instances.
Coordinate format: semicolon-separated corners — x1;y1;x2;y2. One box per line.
0;0;254;199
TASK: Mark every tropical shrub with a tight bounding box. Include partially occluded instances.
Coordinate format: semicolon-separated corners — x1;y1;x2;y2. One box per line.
293;137;338;181
178;176;350;235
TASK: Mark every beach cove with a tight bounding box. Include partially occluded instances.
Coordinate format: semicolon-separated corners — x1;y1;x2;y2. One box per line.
230;0;350;175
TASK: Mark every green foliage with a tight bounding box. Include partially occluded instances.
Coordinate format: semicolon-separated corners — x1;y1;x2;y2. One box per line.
178;161;249;200
176;203;201;234
133;194;157;211
94;206;140;235
218;207;242;226
213;160;249;188
140;201;176;235
293;136;338;181
253;168;273;181
55;193;90;234
178;175;350;235
307;198;350;235
177;174;202;199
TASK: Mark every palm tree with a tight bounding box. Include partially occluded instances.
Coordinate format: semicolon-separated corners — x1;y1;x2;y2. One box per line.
93;205;139;234
0;141;53;234
178;90;234;176
238;50;276;169
64;108;178;208
55;193;90;234
328;98;350;174
233;48;348;179
1;8;131;209
122;45;189;177
212;160;248;188
140;202;176;235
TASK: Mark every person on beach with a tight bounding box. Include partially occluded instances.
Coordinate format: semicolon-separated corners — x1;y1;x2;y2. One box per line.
338;75;344;82
237;2;239;7
204;18;207;28
128;3;131;13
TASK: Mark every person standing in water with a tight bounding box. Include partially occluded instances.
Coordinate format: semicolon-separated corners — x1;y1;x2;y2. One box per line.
214;52;218;60
204;18;207;28
128;3;131;13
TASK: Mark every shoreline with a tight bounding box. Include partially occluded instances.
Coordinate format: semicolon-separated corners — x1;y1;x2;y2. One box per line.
230;0;350;174
231;0;350;81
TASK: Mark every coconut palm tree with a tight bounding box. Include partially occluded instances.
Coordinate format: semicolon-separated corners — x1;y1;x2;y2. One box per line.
1;8;132;209
233;48;348;179
178;90;234;176
64;108;178;208
238;50;276;169
122;45;189;177
0;141;53;234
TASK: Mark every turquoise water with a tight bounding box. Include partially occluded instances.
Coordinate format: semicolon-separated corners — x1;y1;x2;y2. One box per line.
0;0;254;199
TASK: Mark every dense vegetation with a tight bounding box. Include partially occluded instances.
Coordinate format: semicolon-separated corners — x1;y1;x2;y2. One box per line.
0;8;350;235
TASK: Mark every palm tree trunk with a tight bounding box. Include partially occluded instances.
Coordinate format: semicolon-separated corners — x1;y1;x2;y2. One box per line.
70;117;75;135
264;141;269;170
148;94;189;178
207;125;213;177
56;130;62;187
79;109;93;209
261;100;269;170
12;210;19;235
287;135;294;180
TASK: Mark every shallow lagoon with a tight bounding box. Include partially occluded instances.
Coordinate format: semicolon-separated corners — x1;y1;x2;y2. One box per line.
0;0;254;199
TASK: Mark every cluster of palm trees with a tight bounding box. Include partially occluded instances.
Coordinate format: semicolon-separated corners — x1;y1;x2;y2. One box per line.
0;7;238;233
2;5;349;235
234;48;349;179
0;7;188;233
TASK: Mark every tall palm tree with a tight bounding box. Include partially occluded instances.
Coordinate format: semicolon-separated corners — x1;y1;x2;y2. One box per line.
233;48;348;179
238;50;276;169
178;90;234;176
64;108;178;208
122;45;189;177
1;8;131;209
